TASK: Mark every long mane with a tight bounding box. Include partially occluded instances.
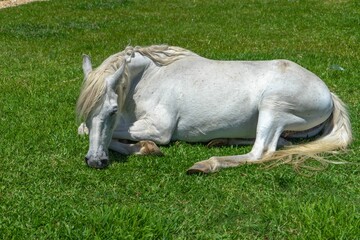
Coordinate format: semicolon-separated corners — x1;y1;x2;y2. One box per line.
76;45;197;120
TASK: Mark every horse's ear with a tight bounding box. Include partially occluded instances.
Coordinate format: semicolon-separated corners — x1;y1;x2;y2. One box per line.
82;54;92;79
106;60;126;89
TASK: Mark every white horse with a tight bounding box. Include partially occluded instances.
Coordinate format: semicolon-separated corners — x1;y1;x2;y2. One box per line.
76;45;352;173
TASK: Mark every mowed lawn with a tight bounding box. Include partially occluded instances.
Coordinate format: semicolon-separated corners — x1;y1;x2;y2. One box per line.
0;0;359;239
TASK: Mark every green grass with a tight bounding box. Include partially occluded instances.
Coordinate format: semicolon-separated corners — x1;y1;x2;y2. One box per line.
0;0;359;239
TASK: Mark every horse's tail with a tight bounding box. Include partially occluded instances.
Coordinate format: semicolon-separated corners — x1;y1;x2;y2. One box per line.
265;92;352;170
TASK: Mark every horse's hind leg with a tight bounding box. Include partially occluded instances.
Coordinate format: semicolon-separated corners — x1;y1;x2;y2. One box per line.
187;110;293;174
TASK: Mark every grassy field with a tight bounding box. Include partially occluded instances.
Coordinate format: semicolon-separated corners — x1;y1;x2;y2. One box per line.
0;0;359;239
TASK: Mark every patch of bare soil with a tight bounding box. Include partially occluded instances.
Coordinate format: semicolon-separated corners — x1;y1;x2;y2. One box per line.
0;0;44;9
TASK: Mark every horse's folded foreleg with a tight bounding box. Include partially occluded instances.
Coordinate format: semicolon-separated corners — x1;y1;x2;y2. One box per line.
113;113;175;145
109;139;163;156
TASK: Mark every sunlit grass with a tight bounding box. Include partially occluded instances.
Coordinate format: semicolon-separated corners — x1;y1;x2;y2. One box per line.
0;0;359;239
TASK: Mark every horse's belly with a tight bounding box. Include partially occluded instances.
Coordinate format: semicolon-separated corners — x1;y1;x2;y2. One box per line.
172;113;258;142
166;80;260;142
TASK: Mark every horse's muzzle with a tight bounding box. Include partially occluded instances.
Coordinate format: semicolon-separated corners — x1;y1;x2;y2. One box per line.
85;155;110;169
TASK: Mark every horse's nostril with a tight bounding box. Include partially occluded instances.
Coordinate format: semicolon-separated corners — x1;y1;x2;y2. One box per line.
84;155;109;168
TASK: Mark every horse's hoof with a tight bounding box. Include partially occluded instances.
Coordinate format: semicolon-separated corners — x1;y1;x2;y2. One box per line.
207;139;228;148
139;141;164;156
186;163;211;175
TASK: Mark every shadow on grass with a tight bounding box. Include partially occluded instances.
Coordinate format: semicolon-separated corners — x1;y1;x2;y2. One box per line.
109;150;129;165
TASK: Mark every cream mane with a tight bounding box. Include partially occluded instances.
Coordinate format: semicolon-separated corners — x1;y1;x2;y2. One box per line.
76;45;197;120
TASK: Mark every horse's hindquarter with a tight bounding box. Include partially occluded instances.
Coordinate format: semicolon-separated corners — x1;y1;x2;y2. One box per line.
258;60;333;131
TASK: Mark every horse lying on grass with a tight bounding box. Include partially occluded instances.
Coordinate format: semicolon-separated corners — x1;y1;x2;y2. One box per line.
76;45;352;173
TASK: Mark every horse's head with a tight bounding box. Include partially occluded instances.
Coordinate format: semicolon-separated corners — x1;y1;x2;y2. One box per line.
80;55;127;169
77;46;187;168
